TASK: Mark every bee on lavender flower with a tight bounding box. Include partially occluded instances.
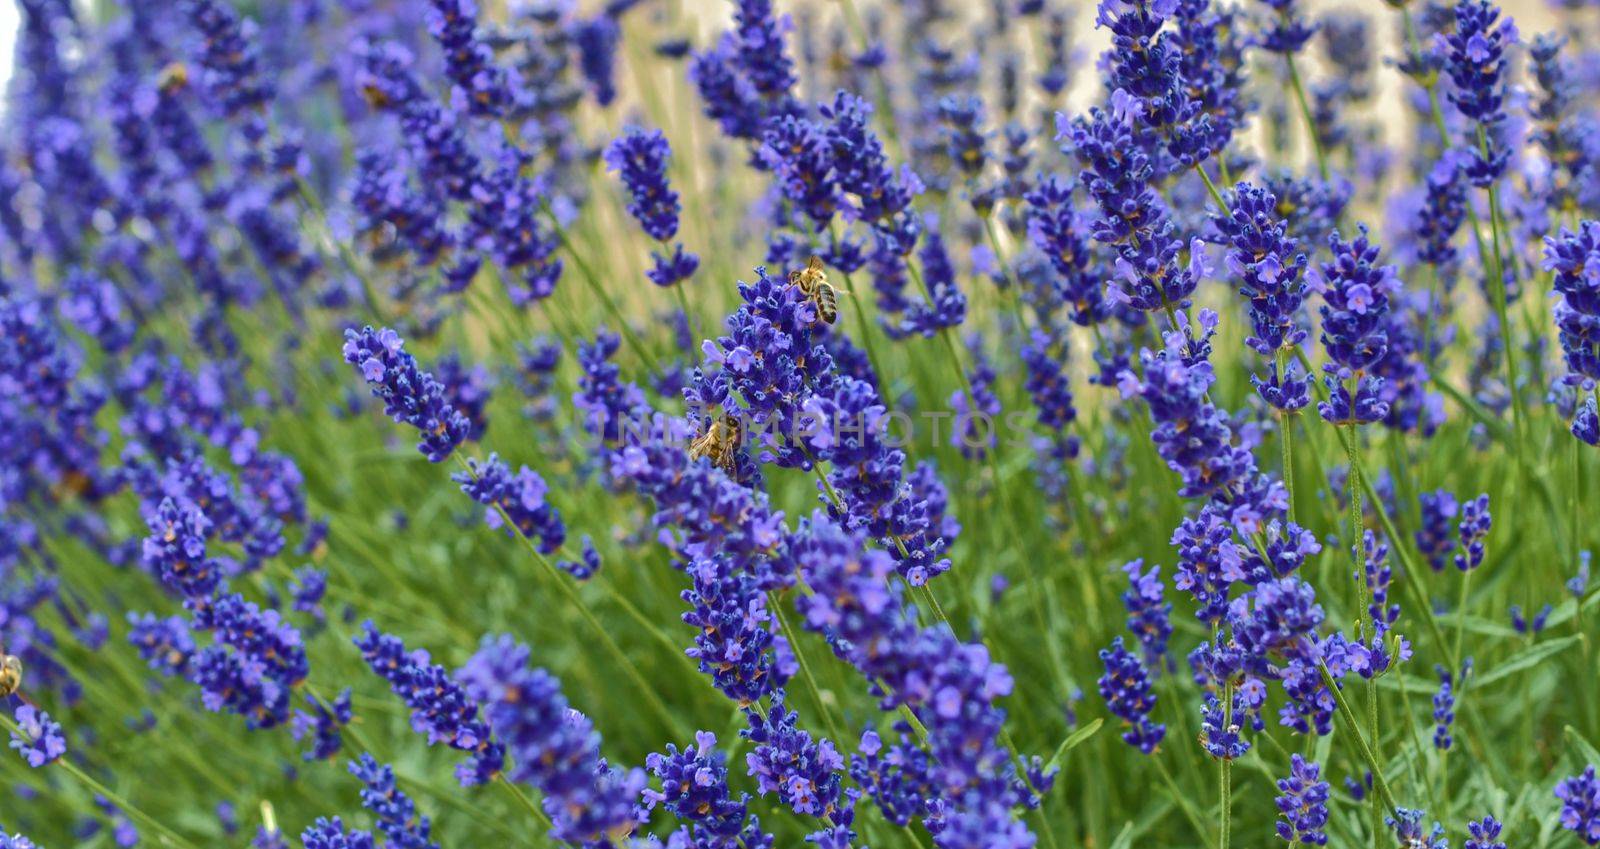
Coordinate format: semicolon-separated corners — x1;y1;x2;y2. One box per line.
157;62;190;93
788;255;846;325
688;412;743;477
0;653;23;699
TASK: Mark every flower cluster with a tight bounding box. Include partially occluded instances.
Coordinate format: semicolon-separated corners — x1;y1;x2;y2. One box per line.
457;635;644;843
353;622;504;786
452;455;566;556
343;327;470;462
1311;228;1399;425
605;127;699;287
1542;223;1600;444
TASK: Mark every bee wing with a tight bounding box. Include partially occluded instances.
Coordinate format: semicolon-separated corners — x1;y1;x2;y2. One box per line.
806;255;824;272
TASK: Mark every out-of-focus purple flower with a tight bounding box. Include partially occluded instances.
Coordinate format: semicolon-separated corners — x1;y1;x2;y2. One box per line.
128;612;195;677
1557;766;1600;845
9;705;66;767
1454;493;1491;571
424;0;512;116
1433;664;1456;750
1435;0;1517;186
1416;490;1459;572
1541;223;1600;444
457;635;644;844
301;817;376;849
354;622;504;786
349;755;440;849
452;454;566;555
291;689;352;762
573;14;620;106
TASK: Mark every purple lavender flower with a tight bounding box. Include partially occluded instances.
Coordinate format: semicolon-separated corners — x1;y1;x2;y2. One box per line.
140;499;222;599
452;455;566;555
1024;176;1107;327
1388;809;1447;849
301;817;376;849
128;613;195;677
742;695;845;819
1021;328;1079;434
1436;0;1517;186
950;343;1001;459
349;755;440;849
573;14;621;106
290;567;327;622
680;557;792;705
643;730;773;846
434;353;493;443
191;592;310;730
291;690;352;762
183;0;273;119
8;705;66;767
1098;637;1164;754
573;330;648;443
1120;560;1172;669
1215;183;1312;411
1065;93;1205;314
353;622;504;786
424;0;512;116
1571;553;1592;598
1416;490;1460;572
1364;532;1398;635
760;114;842;231
1274;755;1329;845
342;326;470;462
1310;227;1398;425
1541;223;1600;444
457;635;644;843
1433;664;1456;750
604;127;699;287
1118;310;1272;514
819;91;921;249
938;95;990;179
1454;493;1491;571
1557;766;1600;845
895;226;968;337
1510;603;1553;635
1257;0;1317;54
1465;815;1506;849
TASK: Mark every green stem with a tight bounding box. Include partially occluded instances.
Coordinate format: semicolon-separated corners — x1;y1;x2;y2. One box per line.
546;215;661;374
770;591;848;747
1283;50;1331;181
1;715;202;849
1316;660;1400;818
452;456;689;738
1153;755;1217;849
1219;684;1233;849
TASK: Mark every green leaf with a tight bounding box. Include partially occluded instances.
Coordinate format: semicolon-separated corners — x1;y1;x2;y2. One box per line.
1565;725;1600;767
1107;820;1137;849
1472;635;1582;688
1044;718;1104;772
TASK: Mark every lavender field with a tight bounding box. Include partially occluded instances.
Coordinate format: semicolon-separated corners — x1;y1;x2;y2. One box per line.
2;0;1599;848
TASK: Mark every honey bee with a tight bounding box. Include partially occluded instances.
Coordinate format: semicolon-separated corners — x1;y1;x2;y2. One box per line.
157;61;189;94
0;654;22;699
789;256;842;325
688;412;742;477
